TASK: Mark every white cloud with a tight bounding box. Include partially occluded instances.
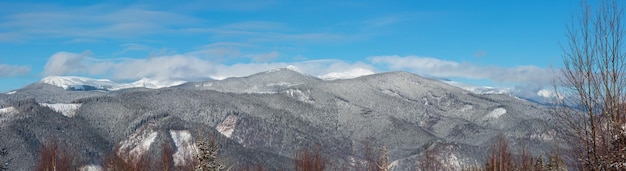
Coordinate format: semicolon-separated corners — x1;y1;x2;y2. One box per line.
41;52;376;82
0;3;351;44
43;52;213;81
43;52;91;76
219;21;287;31
0;63;30;77
537;89;556;98
111;55;215;81
370;55;555;85
0;4;201;41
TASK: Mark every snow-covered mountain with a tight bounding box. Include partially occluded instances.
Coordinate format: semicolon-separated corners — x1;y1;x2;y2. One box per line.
0;69;562;170
40;76;186;91
179;67;322;93
37;69;542;101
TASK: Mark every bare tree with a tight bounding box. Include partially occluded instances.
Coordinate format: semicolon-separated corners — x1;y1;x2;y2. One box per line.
417;145;444;171
517;144;534;171
294;145;327;171
362;140;379;171
36;137;75;171
555;0;626;170
376;146;392;171
160;139;175;171
484;135;514;171
104;143;152;171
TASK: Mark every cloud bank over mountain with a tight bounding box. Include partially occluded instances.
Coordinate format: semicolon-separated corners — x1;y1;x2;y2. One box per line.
370;55;556;85
38;51;559;102
42;51;377;81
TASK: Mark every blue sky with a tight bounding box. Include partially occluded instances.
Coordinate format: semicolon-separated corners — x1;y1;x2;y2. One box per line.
0;0;579;98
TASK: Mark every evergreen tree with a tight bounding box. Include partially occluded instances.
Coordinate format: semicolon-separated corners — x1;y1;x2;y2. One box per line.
545;153;565;171
195;133;229;171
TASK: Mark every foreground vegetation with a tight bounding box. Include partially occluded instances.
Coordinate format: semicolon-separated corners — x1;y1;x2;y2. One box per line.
29;132;573;171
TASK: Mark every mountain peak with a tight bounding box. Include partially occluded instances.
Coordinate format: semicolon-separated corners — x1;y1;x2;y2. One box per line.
182;66;320;93
253;66;317;80
40;76;116;90
265;65;305;74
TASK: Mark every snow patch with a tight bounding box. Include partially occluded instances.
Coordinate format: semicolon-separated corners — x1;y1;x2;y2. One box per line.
444;153;461;170
170;130;198;166
485;108;506;119
266;82;298;87
0;107;16;114
284;89;314;104
216;115;238;138
320;68;375;80
5;91;16;94
118;129;158;163
200;83;213;87
39;103;81;117
0;107;18;125
389;160;399;170
530;130;555;141
78;164;103;171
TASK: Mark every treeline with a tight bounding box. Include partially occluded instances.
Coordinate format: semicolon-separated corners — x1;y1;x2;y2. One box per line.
32;133;395;171
458;136;566;171
31;133;571;171
414;135;567;171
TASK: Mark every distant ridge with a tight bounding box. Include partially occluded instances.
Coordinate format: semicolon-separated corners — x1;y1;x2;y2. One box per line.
34;68;525;98
178;67;322;93
39;76;186;91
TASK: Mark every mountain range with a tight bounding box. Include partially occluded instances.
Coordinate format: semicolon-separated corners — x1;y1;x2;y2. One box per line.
0;68;559;170
39;76;186;91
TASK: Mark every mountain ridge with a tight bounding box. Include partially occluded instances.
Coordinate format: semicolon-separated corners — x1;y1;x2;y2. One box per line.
39;75;186;91
0;68;560;170
19;68;530;99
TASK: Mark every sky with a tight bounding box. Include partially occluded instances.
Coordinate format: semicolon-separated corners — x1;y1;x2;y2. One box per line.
0;0;581;99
